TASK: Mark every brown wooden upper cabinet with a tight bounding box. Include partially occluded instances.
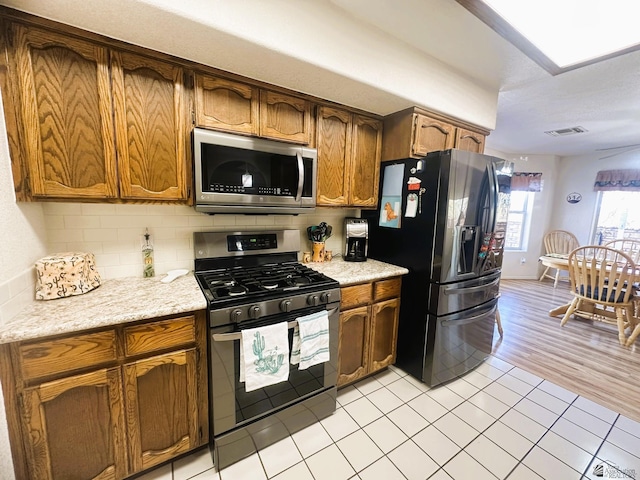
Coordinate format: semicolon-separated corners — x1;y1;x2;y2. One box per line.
194;73;312;144
381;107;488;161
111;51;189;200
316;106;382;207
9;24;189;201
454;127;486;154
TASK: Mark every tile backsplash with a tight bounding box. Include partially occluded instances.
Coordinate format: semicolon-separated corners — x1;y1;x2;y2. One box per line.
42;203;357;280
0;268;35;324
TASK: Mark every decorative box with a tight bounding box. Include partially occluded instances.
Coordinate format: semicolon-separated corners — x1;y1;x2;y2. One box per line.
35;252;101;300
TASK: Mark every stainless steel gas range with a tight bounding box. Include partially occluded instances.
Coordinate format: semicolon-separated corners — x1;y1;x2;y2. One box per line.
194;230;340;470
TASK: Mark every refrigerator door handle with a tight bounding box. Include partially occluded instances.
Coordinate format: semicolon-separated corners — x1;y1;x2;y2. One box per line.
444;276;500;294
440;301;499;327
487;163;498;234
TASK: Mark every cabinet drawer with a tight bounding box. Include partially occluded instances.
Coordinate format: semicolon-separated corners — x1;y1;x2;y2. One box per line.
341;284;372;310
374;278;402;301
19;330;117;381
124;315;196;357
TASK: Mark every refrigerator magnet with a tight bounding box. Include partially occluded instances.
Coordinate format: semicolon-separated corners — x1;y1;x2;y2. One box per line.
407;176;421;191
405;193;418;217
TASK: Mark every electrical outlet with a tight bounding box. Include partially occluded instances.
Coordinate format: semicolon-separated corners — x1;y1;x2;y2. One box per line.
520;257;526;264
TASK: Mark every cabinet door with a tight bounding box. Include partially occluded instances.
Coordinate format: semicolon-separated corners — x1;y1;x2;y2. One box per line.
369;298;400;373
260;90;311;144
21;368;126;480
337;306;370;387
412;114;455;157
316;106;352;206
123;348;201;473
111;51;188;200
13;25;118;199
349;114;382;207
455;127;486;154
194;74;259;135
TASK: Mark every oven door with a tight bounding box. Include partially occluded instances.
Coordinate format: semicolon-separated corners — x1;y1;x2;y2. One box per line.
209;303;339;437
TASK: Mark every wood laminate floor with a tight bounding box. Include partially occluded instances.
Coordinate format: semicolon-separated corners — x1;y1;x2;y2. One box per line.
494;278;640;422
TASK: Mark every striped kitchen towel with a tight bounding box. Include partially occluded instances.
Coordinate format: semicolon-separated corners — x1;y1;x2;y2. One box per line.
291;310;330;370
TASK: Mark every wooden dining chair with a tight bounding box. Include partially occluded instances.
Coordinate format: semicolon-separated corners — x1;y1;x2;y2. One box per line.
603;238;640;264
560;245;639;346
539;230;579;286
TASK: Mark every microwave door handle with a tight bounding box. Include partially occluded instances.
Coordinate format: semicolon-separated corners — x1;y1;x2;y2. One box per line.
295;152;304;201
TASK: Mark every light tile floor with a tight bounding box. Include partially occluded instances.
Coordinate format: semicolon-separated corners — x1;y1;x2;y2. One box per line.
136;357;640;480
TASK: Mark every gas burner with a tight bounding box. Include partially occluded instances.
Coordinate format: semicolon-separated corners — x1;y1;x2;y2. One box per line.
228;285;247;296
209;278;236;288
292;276;311;286
261;279;280;290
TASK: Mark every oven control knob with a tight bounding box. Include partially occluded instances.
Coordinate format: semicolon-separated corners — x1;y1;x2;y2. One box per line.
249;305;261;319
307;295;319;306
320;292;332;303
230;309;243;322
280;300;292;312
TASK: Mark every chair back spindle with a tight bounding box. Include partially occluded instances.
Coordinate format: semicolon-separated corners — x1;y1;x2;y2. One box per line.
603;239;640;264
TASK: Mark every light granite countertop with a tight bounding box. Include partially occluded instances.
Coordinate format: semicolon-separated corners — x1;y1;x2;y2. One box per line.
0;259;407;345
307;258;408;286
0;274;207;345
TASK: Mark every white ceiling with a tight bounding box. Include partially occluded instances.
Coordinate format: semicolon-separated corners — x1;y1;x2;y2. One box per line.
5;0;640;158
331;0;640;157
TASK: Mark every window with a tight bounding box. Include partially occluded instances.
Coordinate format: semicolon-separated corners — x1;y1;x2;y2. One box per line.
592;190;640;244
505;191;535;250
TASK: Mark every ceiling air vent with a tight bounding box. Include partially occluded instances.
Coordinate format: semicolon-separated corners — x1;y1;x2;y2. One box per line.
544;126;588;137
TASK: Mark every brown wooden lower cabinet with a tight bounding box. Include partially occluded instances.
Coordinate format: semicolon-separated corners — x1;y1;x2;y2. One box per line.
337;306;370;386
22;367;127;480
1;311;208;480
337;277;401;387
123;348;200;473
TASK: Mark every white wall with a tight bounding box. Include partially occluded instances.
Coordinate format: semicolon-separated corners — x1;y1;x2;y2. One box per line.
551;150;640;244
0;101;47;319
484;148;561;279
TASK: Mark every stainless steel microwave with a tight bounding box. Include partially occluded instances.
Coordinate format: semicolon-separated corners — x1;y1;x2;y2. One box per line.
193;128;317;214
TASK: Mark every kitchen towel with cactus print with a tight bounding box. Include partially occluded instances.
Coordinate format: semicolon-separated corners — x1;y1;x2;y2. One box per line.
240;321;289;392
290;310;330;370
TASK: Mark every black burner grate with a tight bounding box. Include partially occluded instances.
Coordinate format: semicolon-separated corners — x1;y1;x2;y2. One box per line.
197;261;336;305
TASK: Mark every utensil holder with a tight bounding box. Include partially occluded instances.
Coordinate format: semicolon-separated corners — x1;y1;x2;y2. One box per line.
312;242;325;262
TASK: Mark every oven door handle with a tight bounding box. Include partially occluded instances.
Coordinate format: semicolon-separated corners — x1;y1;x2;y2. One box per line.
211;307;339;342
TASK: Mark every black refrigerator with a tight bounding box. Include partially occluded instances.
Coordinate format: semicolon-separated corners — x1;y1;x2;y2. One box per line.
362;149;511;386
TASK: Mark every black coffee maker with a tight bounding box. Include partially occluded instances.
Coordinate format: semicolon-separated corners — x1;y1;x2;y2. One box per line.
344;218;368;262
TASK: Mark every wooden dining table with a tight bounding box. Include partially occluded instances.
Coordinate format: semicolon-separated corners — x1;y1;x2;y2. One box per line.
545;255;640;317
